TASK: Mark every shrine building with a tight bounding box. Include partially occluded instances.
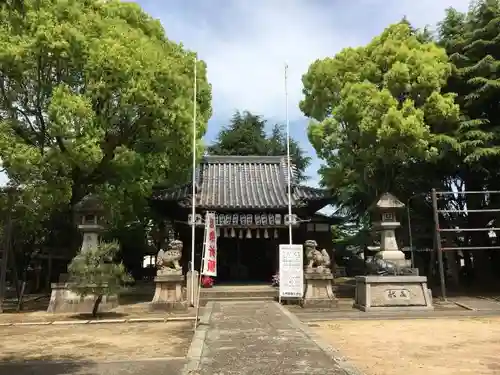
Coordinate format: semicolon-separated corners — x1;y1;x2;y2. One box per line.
149;155;336;283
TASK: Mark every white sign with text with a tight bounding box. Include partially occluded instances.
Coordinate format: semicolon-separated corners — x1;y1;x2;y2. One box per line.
279;244;304;298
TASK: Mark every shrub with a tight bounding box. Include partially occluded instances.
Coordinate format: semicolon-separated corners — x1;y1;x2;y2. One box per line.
201;276;214;288
67;241;133;316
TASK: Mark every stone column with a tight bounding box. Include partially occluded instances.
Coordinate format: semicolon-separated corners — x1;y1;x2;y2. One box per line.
186;269;199;307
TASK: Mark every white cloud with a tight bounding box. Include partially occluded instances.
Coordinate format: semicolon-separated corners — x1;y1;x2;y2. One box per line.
152;1;359;120
201;2;360;120
141;0;471;186
147;0;472;121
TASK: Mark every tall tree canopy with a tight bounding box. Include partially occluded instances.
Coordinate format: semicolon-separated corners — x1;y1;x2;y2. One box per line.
0;0;212;245
208;111;311;182
300;22;464;218
300;0;500;284
436;0;500;279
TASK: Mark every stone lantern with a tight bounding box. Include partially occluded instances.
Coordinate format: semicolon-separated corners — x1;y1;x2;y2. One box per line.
47;194;118;313
369;192;410;268
74;194;106;253
353;193;433;312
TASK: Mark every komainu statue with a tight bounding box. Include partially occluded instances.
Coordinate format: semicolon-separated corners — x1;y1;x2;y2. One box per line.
156;239;183;275
304;240;331;273
366;257;416;276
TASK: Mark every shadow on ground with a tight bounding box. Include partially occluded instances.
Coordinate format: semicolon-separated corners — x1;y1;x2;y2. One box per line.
0;356;187;375
118;282;155;305
68;312;128;320
2;282;156;314
0;356;92;375
1;295;50;313
334;282;356;298
430;284;500;299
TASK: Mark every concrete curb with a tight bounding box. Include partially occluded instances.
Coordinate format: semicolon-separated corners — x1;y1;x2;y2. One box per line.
181;301;214;375
0;316;196;327
274;301;365;375
452;301;476;311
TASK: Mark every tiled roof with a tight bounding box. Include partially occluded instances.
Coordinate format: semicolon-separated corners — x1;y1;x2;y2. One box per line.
151;155;331;209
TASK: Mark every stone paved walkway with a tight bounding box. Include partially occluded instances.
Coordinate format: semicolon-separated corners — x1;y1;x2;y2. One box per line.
197;301;352;375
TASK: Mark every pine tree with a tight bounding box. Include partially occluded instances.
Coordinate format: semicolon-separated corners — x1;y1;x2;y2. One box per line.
209;111;311;182
68;242;133;317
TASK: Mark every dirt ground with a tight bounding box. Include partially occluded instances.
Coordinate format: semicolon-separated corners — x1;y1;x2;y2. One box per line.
313;317;500;375
0;322;193;362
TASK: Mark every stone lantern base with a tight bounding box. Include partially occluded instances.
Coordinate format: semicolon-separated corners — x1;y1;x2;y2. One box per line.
47;283;118;314
374;249;411;268
150;274;187;311
301;272;338;308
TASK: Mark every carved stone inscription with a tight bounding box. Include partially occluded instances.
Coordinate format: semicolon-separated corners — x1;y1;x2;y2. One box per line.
370;283;426;307
384;288;411;301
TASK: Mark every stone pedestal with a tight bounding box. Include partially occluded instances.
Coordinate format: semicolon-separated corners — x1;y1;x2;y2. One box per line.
186;270;199;307
353;275;433;312
150;274;187;311
301;272;337;308
47;283;118;313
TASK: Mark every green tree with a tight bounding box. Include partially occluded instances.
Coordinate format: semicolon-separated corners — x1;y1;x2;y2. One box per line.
300;22;462;220
0;0;212;249
209;111;311;181
67;242;132;317
267;123;311;181
400;16;434;43
208;111;268;156
437;0;500;281
438;1;500;169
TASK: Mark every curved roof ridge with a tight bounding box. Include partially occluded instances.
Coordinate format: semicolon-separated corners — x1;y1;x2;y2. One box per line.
151;156;332;209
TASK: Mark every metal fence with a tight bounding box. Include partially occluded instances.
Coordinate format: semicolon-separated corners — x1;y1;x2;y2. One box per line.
431;188;500;300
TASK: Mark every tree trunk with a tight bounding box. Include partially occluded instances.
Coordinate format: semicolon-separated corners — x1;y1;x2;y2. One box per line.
92;295;103;317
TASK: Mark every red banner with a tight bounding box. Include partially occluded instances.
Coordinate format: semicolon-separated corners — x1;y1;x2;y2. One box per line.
202;212;217;276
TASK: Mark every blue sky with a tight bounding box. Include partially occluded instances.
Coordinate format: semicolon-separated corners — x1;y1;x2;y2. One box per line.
0;0;471;188
136;0;471;188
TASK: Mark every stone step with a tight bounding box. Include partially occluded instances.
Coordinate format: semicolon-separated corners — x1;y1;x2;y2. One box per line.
198;296;275;306
199;290;277;299
198;284;352;299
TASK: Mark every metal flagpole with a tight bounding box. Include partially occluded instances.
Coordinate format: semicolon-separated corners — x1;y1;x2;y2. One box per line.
194;213;207;330
285;63;293;245
190;57;197;307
